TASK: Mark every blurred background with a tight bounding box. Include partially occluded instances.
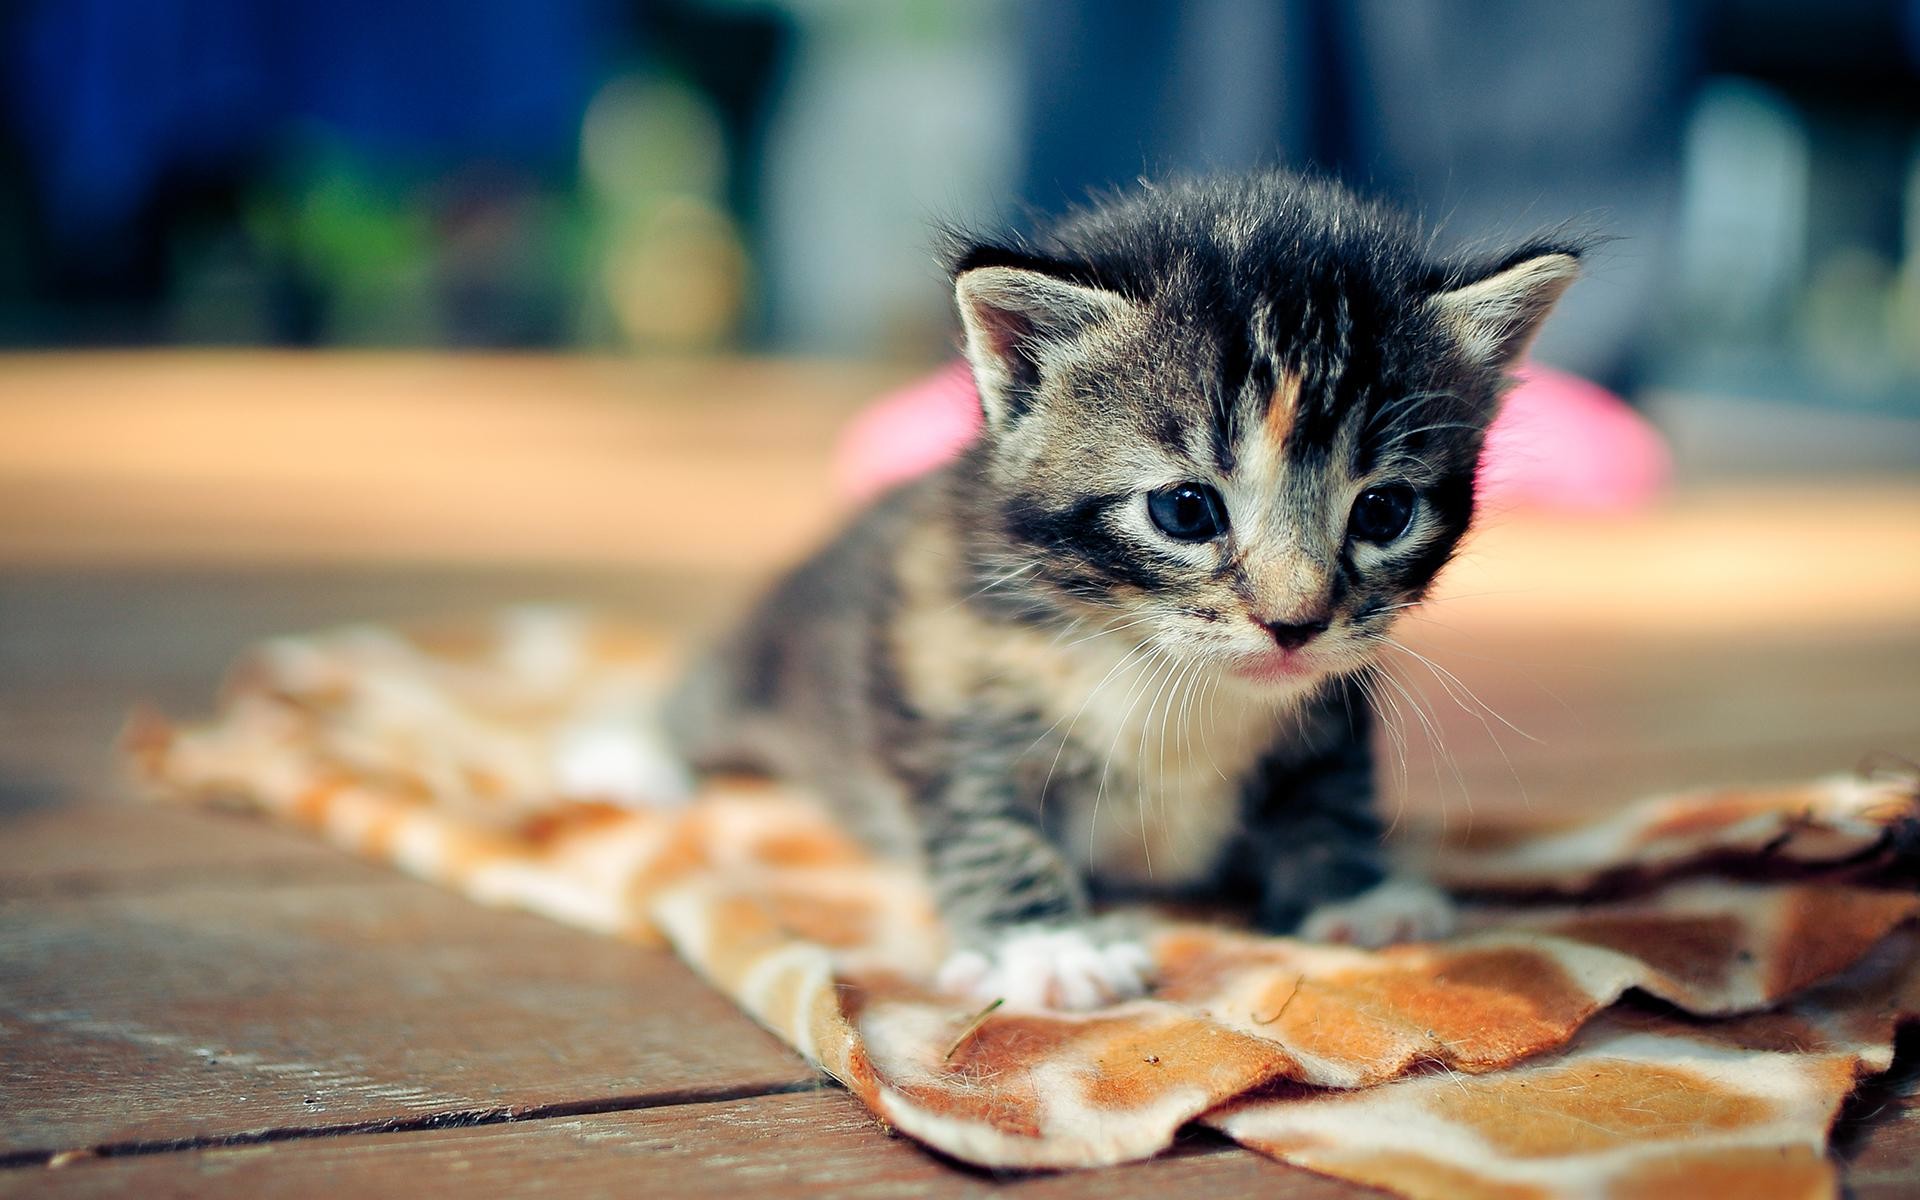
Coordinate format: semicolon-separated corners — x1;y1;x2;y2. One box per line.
2;0;1918;475
2;0;1918;813
0;1;1917;1023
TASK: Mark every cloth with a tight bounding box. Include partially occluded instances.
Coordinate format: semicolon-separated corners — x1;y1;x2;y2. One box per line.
127;610;1920;1198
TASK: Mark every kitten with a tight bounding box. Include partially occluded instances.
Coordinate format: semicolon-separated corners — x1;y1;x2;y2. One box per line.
665;170;1580;1010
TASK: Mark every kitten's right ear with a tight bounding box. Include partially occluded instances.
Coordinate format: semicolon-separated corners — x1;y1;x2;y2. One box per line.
1429;249;1581;372
954;265;1134;432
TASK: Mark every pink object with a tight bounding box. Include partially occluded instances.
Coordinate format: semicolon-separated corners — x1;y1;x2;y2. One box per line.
834;360;985;501
835;359;1669;513
1478;364;1671;512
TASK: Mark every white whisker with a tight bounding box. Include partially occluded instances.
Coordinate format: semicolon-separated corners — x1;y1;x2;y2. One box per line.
1379;635;1540;743
1091;647;1172;867
1376;634;1535;816
1371;659;1470;834
1031;637;1160;813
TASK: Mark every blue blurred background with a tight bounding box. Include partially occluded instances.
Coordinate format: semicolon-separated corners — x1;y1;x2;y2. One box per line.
3;0;1918;466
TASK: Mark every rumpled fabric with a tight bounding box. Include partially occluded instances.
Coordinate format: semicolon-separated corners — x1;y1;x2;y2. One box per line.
127;610;1920;1199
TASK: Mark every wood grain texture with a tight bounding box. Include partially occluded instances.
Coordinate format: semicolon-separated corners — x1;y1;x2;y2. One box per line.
0;806;363;897
0;1088;1374;1200
0;875;818;1156
1361;626;1920;824
1849;1102;1920;1198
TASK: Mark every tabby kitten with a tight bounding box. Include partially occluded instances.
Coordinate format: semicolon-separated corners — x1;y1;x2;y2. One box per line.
665;171;1580;1010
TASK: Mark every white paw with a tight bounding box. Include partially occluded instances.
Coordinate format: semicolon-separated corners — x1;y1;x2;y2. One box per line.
1299;878;1456;947
936;925;1155;1011
550;721;693;808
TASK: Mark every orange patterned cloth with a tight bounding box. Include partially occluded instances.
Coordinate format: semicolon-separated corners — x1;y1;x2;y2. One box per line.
127;612;1920;1199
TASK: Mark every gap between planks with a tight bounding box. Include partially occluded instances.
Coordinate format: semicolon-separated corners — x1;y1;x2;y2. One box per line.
0;858;381;902
0;1078;832;1171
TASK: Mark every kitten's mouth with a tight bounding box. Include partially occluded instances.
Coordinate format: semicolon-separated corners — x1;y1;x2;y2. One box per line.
1229;647;1318;685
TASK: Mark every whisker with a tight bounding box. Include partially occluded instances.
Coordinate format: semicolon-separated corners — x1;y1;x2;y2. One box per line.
1378;635;1541;744
1091;647;1173;868
1170;656;1210;849
1197;671;1228;781
1397;660;1475;830
1152;655;1205;860
1371;659;1469;833
1137;652;1194;880
1374;421;1486;450
1032;637;1160;813
1376;634;1535;817
1361;388;1468;438
1355;667;1410;811
1056;613;1163;652
1128;650;1182;875
1395;613;1583;727
953;559;1040;604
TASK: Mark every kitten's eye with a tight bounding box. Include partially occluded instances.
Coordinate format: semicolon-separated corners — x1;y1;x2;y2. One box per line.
1147;483;1228;541
1349;484;1416;543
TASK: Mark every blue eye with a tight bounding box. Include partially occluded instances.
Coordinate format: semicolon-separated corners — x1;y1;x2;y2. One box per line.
1350;485;1416;543
1147;483;1228;541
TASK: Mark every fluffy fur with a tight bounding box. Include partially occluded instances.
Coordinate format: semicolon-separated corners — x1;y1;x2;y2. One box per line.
666;170;1581;1008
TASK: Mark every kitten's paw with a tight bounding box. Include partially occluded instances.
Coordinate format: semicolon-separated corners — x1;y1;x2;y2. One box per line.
936;924;1155;1011
1299;878;1456;947
550;720;693;808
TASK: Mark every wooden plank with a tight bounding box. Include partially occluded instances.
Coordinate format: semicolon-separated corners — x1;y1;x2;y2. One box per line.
0;354;903;571
1848;1103;1920;1199
0;875;820;1156
0;1087;1372;1199
1370;621;1920;818
4;1012;1918;1196
0;806;365;897
0;567;759;690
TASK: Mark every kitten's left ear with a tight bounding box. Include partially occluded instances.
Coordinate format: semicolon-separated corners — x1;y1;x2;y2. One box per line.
1429;250;1580;371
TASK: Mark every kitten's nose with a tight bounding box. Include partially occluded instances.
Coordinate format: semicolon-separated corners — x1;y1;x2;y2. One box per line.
1262;613;1330;650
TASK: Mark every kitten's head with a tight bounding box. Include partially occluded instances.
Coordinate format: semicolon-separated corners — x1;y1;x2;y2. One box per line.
951;172;1581;696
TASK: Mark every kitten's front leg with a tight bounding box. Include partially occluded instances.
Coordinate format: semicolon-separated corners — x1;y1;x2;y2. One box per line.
922;777;1152;1010
1249;735;1456;947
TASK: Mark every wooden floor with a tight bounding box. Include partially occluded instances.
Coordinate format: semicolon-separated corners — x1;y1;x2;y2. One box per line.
2;354;1918;1196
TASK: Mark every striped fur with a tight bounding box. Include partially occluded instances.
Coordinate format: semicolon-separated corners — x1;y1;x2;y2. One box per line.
666;171;1583;968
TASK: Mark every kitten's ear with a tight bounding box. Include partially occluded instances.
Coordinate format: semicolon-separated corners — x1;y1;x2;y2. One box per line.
1429;251;1580;371
954;265;1135;432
